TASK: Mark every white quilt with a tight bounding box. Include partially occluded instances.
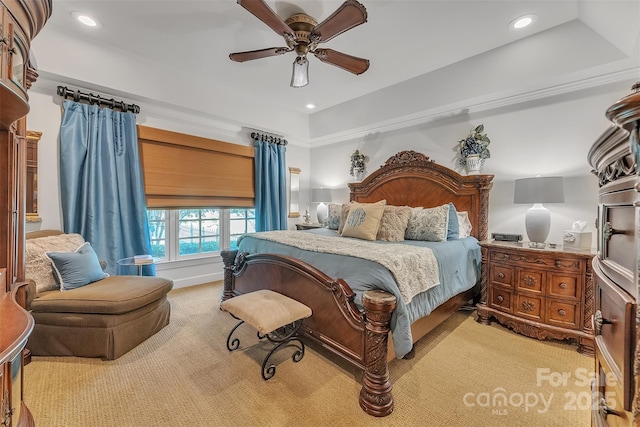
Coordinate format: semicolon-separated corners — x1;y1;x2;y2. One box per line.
244;231;440;304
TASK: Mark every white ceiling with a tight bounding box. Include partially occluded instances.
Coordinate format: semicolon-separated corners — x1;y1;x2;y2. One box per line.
32;1;640;143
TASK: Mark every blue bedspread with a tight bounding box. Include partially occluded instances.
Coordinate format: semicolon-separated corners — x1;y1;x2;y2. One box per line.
236;229;481;358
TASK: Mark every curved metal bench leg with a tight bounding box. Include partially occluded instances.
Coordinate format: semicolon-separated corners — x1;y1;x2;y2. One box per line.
261;337;305;380
226;320;245;351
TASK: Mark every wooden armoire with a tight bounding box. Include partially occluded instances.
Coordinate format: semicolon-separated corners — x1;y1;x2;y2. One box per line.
0;1;51;425
588;82;640;427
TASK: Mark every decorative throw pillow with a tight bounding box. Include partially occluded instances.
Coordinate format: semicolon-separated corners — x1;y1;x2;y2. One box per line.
326;203;343;230
26;233;86;293
376;205;412;242
405;204;450;242
341;200;386;241
338;203;351;234
447;202;460;240
46;242;109;291
457;211;473;238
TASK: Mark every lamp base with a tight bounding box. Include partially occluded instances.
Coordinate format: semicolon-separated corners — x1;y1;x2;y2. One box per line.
316;202;328;225
525;203;550;245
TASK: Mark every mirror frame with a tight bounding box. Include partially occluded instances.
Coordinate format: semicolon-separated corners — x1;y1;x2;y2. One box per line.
288;167;300;218
26;130;41;222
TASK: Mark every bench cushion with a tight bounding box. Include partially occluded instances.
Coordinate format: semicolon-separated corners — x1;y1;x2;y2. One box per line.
31;275;173;315
221;290;312;334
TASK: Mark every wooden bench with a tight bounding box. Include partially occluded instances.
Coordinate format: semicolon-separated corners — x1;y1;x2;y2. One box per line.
220;289;312;380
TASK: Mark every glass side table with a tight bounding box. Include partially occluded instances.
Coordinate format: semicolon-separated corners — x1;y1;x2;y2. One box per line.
116;257;153;276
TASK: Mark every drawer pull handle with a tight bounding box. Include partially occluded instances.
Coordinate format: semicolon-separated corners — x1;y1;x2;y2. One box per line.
497;295;504;302
559;283;567;289
598;398;618;418
497;272;505;279
593;310;612;335
603;222;624;241
558;309;566;316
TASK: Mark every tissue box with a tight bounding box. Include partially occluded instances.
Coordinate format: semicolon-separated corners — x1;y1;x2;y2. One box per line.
562;231;592;249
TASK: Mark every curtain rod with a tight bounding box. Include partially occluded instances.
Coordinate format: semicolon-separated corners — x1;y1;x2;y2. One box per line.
56;86;141;114
250;131;287;146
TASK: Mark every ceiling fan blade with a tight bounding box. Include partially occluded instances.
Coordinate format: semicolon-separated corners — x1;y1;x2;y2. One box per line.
311;0;367;43
313;48;369;75
229;47;290;62
237;0;295;38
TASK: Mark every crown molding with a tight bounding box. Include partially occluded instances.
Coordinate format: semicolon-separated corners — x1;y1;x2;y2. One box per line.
308;67;640;147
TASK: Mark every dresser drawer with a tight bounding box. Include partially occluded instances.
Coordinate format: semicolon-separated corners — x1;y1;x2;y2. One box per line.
598;200;636;297
514;294;543;321
593;345;634;425
548;273;580;300
516;268;544;294
546;299;579;329
488;287;512;312
490;264;513;288
594;263;635;411
492;249;583;273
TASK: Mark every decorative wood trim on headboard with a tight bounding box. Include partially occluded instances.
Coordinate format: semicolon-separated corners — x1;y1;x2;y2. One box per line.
348;150;494;241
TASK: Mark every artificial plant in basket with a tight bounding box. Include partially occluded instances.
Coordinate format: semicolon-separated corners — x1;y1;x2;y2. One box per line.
457;124;491;167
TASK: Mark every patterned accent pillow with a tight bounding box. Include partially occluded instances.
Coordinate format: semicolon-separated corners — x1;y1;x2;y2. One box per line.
405;204;450;242
457;211;473;238
338;203;351;234
326;203;343;230
376;205;412;242
341;200;386;240
26;233;86;293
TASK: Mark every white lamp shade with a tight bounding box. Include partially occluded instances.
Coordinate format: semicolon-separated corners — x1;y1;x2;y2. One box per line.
514;177;564;204
312;188;332;203
291;56;309;88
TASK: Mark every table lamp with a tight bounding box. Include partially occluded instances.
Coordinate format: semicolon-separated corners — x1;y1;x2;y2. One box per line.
514;176;564;247
312;188;332;225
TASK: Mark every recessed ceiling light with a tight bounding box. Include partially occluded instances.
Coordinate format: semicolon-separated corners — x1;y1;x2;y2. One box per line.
72;11;100;28
510;14;537;30
306;104;315;110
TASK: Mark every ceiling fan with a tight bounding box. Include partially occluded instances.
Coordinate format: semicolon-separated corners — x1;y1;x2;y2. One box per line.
230;0;370;88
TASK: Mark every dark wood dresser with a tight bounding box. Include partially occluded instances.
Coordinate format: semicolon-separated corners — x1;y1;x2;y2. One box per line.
0;1;52;425
476;241;594;355
588;83;640;427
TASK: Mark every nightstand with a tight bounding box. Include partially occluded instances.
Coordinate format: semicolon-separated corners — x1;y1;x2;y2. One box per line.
295;223;325;230
476;241;595;355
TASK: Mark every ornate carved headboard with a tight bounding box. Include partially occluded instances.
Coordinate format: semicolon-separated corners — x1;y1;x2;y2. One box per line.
348;150;494;241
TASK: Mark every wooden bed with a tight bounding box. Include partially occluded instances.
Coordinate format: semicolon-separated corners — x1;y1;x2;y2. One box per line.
221;150;493;416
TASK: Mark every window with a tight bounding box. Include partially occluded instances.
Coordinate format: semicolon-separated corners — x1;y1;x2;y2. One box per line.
230;208;255;250
178;209;220;255
147;208;255;261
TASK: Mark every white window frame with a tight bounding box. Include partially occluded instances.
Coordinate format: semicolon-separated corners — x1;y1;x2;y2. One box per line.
148;208;254;264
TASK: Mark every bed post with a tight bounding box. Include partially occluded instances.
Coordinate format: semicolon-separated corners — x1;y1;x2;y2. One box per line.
220;250;238;303
359;290;397;417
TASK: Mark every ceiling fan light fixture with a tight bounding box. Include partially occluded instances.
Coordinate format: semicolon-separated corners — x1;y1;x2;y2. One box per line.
291;56;309;88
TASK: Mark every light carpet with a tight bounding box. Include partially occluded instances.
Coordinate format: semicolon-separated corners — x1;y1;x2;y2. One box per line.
25;281;592;426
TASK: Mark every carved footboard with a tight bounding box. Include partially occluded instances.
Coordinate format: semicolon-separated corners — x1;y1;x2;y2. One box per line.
221;250;396;417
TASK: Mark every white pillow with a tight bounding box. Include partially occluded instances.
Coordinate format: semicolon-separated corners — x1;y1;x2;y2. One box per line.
457;211;473;238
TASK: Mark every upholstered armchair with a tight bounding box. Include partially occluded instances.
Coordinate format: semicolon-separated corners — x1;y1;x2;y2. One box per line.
24;230;173;360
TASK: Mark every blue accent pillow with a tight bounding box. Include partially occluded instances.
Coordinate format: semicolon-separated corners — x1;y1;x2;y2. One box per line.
447;202;460;240
46;242;109;291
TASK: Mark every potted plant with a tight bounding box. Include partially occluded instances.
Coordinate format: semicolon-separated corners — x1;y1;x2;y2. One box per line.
457;124;490;174
350;149;367;180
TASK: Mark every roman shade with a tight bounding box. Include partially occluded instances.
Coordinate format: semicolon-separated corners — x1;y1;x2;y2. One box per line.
137;126;255;208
